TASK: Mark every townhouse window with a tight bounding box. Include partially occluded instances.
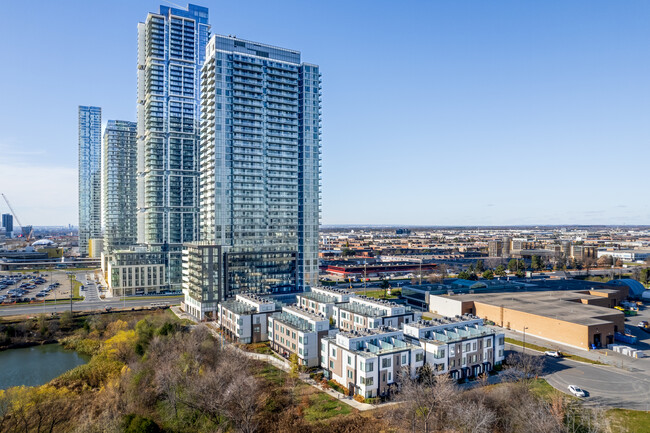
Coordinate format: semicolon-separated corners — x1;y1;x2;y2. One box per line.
348;370;353;379
299;336;303;344
365;377;373;386
330;360;334;369
472;342;477;351
304;336;308;344
331;348;337;358
415;353;424;362
498;337;504;346
498;350;503;357
366;362;374;372
348;355;352;366
292;332;296;339
472;355;477;363
486;339;492;348
304;348;308;356
299;348;303;355
286;329;290;336
382;358;391;368
321;356;325;366
254;316;261;324
292;343;296;350
451;359;456;367
401;354;407;365
462;356;466;365
465;343;471;352
388;372;392;382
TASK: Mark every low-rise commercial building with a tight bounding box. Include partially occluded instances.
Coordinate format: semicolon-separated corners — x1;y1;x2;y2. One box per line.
218;294;280;344
333;296;421;331
428;286;627;350
597;249;650;262
268;304;337;367
103;249;167;296
321;327;424;398
403;317;505;378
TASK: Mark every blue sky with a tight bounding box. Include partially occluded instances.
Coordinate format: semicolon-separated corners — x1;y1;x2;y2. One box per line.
1;0;649;226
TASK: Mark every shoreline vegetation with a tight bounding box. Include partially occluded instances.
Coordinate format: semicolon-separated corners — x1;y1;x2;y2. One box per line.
0;310;647;432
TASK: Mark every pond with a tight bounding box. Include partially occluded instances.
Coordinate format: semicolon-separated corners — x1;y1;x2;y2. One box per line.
0;344;89;390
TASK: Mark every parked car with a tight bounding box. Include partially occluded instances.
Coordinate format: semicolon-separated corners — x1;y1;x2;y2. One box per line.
638;321;649;329
545;351;562;358
568;385;586;398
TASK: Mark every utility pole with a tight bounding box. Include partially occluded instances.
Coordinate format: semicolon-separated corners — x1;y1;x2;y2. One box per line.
523;326;528;354
68;273;73;314
363;261;367;296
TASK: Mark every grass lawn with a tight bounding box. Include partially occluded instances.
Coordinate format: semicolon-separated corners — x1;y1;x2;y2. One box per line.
362;289;401;299
71;279;82;298
255;363;286;386
504;337;604;365
528;378;570;400
302;390;353;422
608;408;650;433
253;362;355;423
244;342;275;355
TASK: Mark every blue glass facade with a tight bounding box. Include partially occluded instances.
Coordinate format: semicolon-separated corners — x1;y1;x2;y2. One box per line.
78;105;102;257
137;4;209;287
198;35;321;294
103;120;138;253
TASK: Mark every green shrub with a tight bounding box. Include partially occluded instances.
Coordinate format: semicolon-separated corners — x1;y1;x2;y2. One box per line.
122;414;161;433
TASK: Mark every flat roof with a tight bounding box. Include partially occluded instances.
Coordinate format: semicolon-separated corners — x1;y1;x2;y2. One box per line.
449;291;624;327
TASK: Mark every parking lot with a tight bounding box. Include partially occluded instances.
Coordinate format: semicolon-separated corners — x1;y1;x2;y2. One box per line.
0;270;82;304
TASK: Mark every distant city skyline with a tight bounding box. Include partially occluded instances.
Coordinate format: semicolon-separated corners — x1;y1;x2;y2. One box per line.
1;1;649;226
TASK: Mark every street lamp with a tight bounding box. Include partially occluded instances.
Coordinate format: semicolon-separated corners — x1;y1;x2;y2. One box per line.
523;326;529;354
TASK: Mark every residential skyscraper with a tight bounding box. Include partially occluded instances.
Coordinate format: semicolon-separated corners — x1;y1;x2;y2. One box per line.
182;35;321;319
78;105;102;257
1;214;12;238
137;4;209;287
103;120;137;253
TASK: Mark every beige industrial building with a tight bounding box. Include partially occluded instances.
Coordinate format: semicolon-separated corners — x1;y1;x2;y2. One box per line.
428;286;627;351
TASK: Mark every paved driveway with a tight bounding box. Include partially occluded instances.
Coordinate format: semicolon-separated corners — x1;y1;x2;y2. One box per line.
507;343;650;410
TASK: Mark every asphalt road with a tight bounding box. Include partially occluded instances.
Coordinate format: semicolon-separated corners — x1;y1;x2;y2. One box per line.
77;272;101;303
0;295;183;316
507;343;650;410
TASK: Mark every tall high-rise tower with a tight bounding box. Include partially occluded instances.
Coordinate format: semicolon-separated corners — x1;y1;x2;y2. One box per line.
78;105;102;257
103;120;138;253
183;35;321;318
137;4;209;287
1;214;13;238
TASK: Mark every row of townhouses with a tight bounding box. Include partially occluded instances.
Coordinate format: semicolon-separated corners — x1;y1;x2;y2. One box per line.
216;286;505;398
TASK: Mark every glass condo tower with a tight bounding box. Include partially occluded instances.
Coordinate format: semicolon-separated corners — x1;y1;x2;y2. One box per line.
78;105;102;257
183;34;321;318
137;4;209;288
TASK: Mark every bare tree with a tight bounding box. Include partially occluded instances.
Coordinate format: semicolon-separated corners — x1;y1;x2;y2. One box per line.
504;352;545;383
451;400;496;433
391;368;457;433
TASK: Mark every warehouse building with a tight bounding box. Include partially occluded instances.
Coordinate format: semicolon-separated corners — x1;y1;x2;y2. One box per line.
428;286;627;350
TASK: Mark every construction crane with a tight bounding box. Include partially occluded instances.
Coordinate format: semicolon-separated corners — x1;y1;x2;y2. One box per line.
1;193;33;241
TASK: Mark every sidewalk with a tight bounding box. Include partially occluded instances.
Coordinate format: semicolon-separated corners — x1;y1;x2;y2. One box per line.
170;305;198;323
